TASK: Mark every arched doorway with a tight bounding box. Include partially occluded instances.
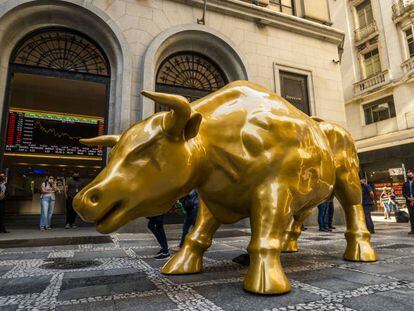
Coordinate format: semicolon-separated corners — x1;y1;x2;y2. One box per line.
141;25;249;118
1;28;110;225
155;52;228;111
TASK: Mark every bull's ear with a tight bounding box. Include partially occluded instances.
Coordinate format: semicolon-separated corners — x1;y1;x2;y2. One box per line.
80;135;120;147
141;90;191;138
184;113;202;140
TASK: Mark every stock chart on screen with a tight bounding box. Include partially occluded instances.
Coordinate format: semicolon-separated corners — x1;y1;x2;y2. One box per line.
5;108;105;158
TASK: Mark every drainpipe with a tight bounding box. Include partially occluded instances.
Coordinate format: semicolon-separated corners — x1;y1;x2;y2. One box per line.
197;0;208;25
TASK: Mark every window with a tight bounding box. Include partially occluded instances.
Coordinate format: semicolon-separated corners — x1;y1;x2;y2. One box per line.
155;52;227;112
363;49;381;78
363;96;396;125
279;71;310;115
404;26;414;58
269;0;294;15
356;0;374;28
12;29;109;76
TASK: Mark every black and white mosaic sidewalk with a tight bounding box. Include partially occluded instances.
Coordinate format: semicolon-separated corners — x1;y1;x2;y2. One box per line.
1;222;414;311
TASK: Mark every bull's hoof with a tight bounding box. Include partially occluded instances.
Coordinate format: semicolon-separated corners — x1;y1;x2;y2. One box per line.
161;248;202;275
343;240;377;262
281;240;299;253
243;254;291;295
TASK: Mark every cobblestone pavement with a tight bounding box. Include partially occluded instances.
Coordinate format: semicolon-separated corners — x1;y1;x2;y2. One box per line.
0;222;414;311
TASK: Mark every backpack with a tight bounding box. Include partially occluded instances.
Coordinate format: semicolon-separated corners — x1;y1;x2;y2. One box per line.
395;210;410;223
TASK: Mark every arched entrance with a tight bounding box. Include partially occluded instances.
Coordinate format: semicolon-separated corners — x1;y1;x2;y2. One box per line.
141;25;249;118
1;28;110;224
155;52;228;111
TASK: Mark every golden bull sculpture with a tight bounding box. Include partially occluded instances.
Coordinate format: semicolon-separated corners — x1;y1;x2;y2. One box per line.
74;81;377;295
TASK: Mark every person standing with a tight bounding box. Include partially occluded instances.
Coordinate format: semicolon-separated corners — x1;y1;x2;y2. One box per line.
361;178;375;234
389;188;398;213
0;172;8;233
40;176;57;230
64;171;83;229
326;195;336;230
178;190;199;248
147;215;170;259
318;201;330;232
380;187;391;220
403;170;414;234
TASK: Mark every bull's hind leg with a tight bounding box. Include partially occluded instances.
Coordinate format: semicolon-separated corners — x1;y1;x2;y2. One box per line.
281;209;313;253
334;171;377;262
161;199;220;275
244;182;292;295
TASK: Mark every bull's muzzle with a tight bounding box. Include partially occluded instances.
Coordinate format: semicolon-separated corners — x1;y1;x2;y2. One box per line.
73;187;105;223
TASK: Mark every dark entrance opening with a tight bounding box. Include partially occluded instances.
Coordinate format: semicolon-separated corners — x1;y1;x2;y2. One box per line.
359;143;414;212
1;28;110;228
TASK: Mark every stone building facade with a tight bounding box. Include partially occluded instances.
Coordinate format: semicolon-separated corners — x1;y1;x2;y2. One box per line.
0;0;345;229
329;0;414;208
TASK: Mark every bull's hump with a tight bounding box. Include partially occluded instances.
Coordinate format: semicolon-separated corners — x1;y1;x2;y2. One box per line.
193;82;288;117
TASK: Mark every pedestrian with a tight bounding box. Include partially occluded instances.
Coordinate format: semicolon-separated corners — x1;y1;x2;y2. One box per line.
318;201;330;232
380;187;391;220
178;190;199;249
360;178;375;234
326;195;336;230
64;171;83;229
147;215;170;259
389;188;398;213
0;172;8;234
40;176;57;230
403;170;414;234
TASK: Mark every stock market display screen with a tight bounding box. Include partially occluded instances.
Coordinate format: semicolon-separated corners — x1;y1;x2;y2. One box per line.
5;109;105;158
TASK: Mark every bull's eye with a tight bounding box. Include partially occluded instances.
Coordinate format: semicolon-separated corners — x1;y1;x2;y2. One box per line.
150;155;161;171
125;140;158;165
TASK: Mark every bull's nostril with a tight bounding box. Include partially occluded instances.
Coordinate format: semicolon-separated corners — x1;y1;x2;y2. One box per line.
90;195;99;204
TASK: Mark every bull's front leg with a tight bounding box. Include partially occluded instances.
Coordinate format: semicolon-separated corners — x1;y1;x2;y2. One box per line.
161;198;220;274
244;182;292;295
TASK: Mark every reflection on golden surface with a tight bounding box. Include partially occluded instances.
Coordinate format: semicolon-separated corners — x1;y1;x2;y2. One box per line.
74;81;377;295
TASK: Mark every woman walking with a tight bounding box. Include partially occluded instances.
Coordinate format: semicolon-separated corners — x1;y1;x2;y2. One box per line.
40;176;57;230
380;187;391;220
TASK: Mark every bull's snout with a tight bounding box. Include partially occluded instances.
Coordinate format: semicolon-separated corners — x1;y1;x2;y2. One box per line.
73;187;105;223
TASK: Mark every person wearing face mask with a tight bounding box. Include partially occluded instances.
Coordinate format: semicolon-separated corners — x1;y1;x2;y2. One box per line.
360;178;375;234
403;170;414;234
0;172;8;233
40;175;57;230
64;171;83;229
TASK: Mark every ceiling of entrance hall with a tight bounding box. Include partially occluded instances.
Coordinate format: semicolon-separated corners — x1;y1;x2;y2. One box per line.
10;73;106;117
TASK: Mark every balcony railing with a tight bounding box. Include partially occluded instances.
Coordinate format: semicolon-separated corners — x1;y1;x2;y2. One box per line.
392;0;414;21
354;21;378;45
354;70;390;95
401;57;414;75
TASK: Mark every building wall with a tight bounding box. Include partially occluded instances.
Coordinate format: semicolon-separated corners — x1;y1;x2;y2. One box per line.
0;0;346;130
329;0;414;142
94;0;346;125
329;0;414;215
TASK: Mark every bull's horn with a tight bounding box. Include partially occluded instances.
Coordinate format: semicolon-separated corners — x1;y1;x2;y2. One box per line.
141;90;191;138
80;135;120;147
